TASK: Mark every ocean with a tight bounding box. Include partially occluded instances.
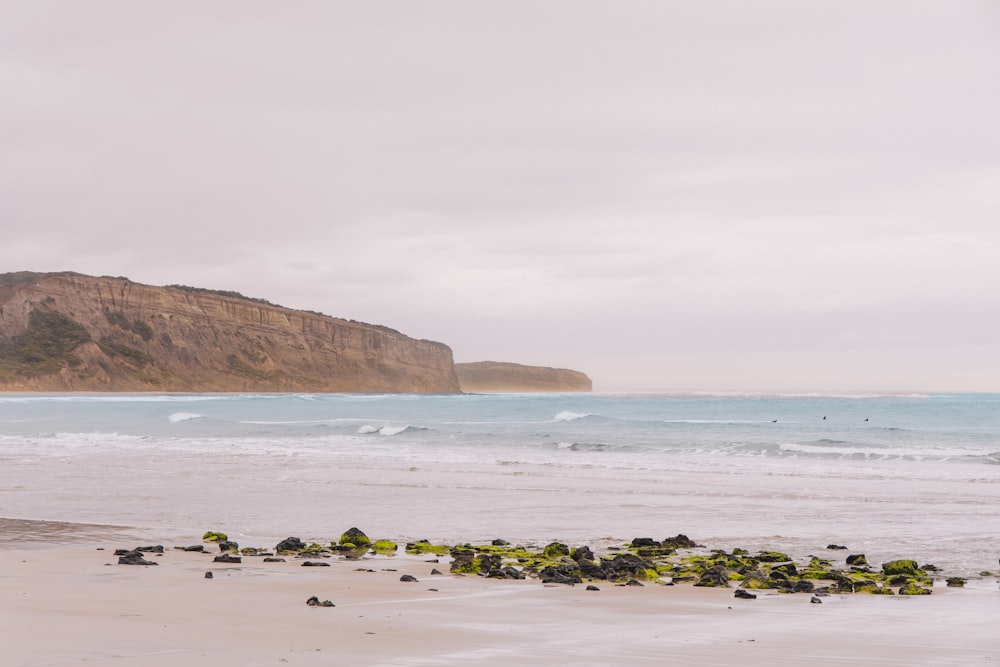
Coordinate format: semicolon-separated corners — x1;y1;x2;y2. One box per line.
1;392;998;578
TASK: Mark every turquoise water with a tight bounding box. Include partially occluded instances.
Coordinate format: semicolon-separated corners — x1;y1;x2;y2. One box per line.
1;392;998;575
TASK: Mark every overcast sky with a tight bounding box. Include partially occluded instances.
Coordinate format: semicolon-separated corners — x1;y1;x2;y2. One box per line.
3;2;999;393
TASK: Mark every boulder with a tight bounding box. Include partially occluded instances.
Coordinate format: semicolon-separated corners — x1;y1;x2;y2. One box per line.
846;554;868;567
339;527;371;548
695;565;729;587
213;553;242;563
275;537;306;553
118;551;159;566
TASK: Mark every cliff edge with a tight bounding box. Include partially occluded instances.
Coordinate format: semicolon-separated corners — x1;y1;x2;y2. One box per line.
455;361;592;393
0;272;460;393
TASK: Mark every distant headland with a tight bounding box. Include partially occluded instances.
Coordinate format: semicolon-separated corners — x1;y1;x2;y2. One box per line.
0;272;590;393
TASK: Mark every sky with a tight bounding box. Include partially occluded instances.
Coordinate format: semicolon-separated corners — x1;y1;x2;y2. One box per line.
3;1;999;393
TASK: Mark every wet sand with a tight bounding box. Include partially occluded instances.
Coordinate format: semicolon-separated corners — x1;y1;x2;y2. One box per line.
1;522;998;666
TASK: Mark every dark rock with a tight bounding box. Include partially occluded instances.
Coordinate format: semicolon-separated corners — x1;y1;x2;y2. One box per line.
204;571;213;579
792;580;815;593
275;537;306;553
734;589;757;599
571;546;594;562
218;541;239;552
491;538;510;546
136;545;164;553
622;579;645;587
630;537;658;548
946;577;966;587
826;544;848;550
486;566;525;580
306;596;335;607
118;551;159;566
661;534;699;549
771;563;798;577
400;574;418;582
887;575;911;587
586;585;600;591
213;553;242;563
846;554;868;567
695;565;729;587
184;545;205;552
577;559;607;580
113;549;132;556
430;568;443;575
810;596;823;604
600;553;654;581
301;560;330;567
263;557;286;563
539;566;582;585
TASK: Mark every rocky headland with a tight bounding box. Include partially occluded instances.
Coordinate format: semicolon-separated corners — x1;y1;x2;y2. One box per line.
0;272;460;392
454;361;592;393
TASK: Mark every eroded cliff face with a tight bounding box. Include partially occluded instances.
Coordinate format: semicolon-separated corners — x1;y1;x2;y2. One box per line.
0;272;460;393
454;361;592;393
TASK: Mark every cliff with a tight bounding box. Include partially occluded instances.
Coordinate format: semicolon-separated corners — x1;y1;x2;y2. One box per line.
454;361;592;393
0;272;460;393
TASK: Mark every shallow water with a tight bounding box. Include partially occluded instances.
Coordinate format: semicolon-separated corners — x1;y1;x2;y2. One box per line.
1;392;998;576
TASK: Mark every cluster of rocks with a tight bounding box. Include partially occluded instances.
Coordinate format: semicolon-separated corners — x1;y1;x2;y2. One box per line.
112;527;976;599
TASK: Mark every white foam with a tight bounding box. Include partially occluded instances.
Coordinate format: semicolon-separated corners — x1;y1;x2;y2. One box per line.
358;424;410;436
169;412;204;423
553;410;592;422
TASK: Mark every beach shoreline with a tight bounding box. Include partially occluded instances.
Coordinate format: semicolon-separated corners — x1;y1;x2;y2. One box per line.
2;519;997;666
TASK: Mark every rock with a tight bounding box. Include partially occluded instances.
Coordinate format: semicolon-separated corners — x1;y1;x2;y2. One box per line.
399;574;418;582
882;559;922;576
136;545;164;553
898;583;932;595
301;560;330;567
826;544;848;550
695;566;729;588
184;545;205;552
306;596;335;607
661;534;699;549
734;589;757;599
371;539;398;554
543;542;570;559
622;579;645;587
846;554;868;567
946;577;966;587
204;571;213;579
792;580;815;593
586;585;600;591
491;538;510;546
213;554;242;563
430;568;443;575
275;537;306;553
218;541;239;552
485;566;525;580
118;551;159;566
600;553;654;582
339;527;371;548
810;596;823;604
538;566;582;585
202;531;228;543
263;557;286;563
630;538;658;548
571;546;594;562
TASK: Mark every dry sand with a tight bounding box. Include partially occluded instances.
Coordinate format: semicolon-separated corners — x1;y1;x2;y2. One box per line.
1;522;998;666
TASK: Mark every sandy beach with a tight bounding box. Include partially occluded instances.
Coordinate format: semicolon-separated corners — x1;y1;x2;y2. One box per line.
2;521;997;667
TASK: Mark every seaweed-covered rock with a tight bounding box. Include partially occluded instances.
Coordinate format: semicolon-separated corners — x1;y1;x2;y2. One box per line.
339;527;371;548
371;539;398;555
695;565;729;587
491;538;510;546
898;582;932;595
755;551;793;563
275;537;306;553
218;540;239;552
846;554;868;567
740;569;773;590
946;577;966;588
601;553;656;582
543;542;570;559
882;560;922;576
202;531;228;542
571;546;595;562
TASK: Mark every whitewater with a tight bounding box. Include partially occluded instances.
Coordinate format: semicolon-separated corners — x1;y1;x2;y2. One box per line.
1;392;998;577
